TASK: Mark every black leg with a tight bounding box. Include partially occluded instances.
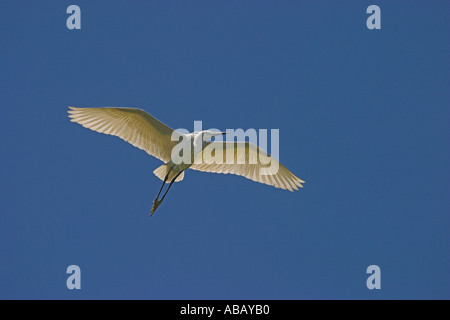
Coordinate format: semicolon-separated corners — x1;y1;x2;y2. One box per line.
150;168;171;217
155;171;170;200
150;170;183;216
159;171;183;203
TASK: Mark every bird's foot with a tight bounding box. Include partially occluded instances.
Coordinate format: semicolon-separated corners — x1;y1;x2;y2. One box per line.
150;199;162;216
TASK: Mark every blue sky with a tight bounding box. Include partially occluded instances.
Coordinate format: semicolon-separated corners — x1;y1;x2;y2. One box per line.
1;1;449;299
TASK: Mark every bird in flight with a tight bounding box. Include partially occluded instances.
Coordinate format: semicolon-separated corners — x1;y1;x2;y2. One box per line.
68;107;304;216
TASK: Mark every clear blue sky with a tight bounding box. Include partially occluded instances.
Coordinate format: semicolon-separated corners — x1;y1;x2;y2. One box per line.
1;1;449;299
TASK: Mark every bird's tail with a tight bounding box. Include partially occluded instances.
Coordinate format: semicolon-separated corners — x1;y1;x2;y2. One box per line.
153;164;184;183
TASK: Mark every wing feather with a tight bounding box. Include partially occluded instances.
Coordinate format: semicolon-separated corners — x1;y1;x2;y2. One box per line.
190;141;304;191
68;107;176;162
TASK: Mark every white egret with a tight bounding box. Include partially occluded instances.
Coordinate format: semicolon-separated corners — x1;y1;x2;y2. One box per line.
68;107;304;215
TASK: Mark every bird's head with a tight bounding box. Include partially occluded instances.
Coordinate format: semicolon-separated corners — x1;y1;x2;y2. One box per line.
200;130;227;141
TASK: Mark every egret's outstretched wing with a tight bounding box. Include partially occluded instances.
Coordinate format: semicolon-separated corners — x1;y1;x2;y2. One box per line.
68;107;177;162
190;142;304;191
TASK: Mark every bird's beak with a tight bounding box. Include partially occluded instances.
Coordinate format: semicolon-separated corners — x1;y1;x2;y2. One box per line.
221;132;227;135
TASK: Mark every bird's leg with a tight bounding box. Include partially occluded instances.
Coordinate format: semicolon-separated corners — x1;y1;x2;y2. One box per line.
155;171;171;200
150;170;183;216
150;169;171;216
159;171;183;203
